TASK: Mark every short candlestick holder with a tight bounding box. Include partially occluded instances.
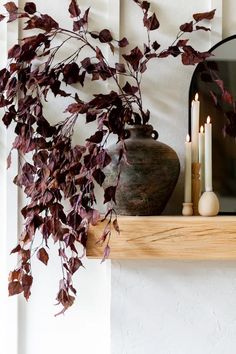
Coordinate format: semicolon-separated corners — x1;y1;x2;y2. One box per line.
198;191;220;216
182;202;193;216
192;162;201;216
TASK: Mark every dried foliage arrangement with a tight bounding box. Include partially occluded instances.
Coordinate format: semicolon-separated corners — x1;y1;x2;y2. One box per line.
0;0;215;314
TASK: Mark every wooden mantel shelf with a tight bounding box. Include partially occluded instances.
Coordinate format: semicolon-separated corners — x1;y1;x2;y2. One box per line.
86;216;236;260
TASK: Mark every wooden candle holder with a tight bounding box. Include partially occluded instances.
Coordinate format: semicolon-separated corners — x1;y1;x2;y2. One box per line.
182;202;193;216
192;162;201;216
198;191;220;216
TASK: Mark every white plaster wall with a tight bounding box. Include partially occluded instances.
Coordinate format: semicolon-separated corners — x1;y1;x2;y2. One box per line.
111;261;236;354
223;0;236;37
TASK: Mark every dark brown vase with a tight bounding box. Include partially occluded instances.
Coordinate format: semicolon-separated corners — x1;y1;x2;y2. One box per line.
105;124;180;215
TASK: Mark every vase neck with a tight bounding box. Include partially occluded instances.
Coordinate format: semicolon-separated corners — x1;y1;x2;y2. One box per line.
127;124;154;139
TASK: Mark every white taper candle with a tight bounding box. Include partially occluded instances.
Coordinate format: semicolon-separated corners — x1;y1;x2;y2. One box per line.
184;134;192;203
199;125;205;192
191;93;200;163
204;116;212;192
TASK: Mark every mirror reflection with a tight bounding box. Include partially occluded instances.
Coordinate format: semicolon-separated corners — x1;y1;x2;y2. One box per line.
189;35;236;214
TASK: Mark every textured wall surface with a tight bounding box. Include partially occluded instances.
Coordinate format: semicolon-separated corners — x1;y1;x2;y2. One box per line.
111;260;236;354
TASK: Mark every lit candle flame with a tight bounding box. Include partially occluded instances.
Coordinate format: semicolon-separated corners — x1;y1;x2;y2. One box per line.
186;134;190;143
207;116;211;124
195;93;199;101
200;125;204;133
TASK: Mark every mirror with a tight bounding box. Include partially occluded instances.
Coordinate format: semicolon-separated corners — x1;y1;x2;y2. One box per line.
189;35;236;214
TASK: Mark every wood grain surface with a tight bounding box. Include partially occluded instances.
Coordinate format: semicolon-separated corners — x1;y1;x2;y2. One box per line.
86;216;236;260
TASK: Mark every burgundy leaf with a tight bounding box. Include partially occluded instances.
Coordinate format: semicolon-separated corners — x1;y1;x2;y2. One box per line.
22;274;33;300
181;46;211;65
104;186;116;204
196;25;210;31
63;62;80;84
123;46;143;71
8;44;21;59
122;81;138;95
73;19;83;31
95;46;104;60
0;14;6;21
176;39;189;47
99;29;113;43
24;14;59;32
113;218;120;234
145;53;157;60
180;21;193;32
141;1;150;12
9;269;22;281
115;63;126;73
92;168;105;186
96;150;111;168
69;257;82;274
6;151;11;169
214;79;224;93
133;112;142;125
10;244;21;254
37;247;49;265
167;45;181;57
8;281;23;296
42;190;54;205
86;130;105;144
143;12;159;31
118;37;129;47
20;249;30;264
90;32;99;39
2;110;16;127
144;43;150;55
140;60;147;73
83;7;90;24
152;40;160;51
96;223;111;244
24;2;36;14
4;1;18;13
67;211;82;230
65;101;87;114
222;90;233;105
55;288;75;315
142;109;150;124
63;233;75;248
78;71;86;86
101;245;110;263
193;9;216;21
69;0;81;18
86;111;97;123
90;209;100;226
64;181;77;198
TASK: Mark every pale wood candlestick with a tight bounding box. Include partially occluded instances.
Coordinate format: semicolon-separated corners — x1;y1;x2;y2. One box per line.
182;202;193;216
198;191;220;216
192;162;201;215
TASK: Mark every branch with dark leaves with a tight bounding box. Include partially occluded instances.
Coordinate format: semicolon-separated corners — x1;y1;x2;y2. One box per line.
0;0;216;314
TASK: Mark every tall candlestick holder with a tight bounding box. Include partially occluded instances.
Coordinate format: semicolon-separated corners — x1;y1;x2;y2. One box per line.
192;162;201;215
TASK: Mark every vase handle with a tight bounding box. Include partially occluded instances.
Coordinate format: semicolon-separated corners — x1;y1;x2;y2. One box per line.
152;130;159;140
